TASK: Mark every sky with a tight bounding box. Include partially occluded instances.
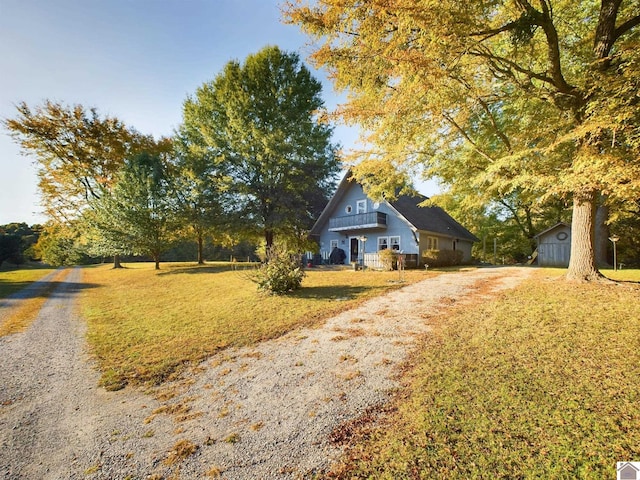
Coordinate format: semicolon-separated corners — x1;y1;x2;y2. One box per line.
0;0;438;226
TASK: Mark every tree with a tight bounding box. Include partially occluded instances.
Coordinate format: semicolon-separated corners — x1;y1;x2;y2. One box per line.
0;223;43;262
86;152;177;270
285;0;640;281
0;234;22;268
3;101;163;267
179;45;340;251
173;125;227;264
34;222;90;267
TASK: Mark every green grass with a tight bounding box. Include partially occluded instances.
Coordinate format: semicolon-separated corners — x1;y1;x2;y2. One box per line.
80;262;437;390
603;268;640;282
326;269;640;479
0;264;57;299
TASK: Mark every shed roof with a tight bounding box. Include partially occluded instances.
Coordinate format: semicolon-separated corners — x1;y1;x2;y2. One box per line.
534;222;571;239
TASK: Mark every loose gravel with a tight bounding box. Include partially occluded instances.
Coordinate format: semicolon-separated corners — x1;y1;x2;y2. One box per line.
0;266;533;479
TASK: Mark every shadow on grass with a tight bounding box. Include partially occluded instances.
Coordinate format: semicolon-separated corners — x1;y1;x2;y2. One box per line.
614;279;640;286
0;279;99;301
0;280;37;298
156;263;259;276
290;284;383;301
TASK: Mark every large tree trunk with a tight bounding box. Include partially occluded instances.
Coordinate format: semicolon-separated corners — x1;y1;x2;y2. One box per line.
566;191;602;281
197;233;204;265
113;254;123;269
153;254;160;270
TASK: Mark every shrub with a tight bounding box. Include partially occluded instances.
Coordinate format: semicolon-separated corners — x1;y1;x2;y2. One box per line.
422;249;463;268
378;249;396;271
254;247;305;294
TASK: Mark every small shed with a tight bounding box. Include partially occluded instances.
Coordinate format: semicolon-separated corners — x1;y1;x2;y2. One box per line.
618;462;640;480
535;222;571;267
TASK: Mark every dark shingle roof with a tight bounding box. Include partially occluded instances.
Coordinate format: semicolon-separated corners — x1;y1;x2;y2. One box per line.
389;193;479;242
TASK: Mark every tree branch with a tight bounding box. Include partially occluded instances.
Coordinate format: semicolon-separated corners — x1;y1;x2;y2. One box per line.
469;48;555;85
536;0;575;94
468;21;520;40
614;14;640;41
594;0;623;60
477;97;513;152
442;112;496;164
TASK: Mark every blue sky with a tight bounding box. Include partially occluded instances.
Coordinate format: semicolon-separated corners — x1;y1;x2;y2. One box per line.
0;0;436;225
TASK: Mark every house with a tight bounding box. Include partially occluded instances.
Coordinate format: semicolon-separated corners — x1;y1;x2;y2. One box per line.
534;222;571;267
310;171;478;268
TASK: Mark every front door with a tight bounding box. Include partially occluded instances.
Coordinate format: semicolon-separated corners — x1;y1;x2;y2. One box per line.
350;237;359;263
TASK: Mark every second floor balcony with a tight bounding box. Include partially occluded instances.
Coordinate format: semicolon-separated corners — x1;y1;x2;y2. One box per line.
328;211;388;232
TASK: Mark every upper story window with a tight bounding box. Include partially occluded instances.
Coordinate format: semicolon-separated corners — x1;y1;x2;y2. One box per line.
356;199;367;214
345;205;352;214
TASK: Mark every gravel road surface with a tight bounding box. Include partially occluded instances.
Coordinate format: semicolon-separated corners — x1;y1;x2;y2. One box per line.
0;266;533;479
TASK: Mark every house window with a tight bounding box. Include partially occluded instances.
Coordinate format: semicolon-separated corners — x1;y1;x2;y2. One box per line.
330;239;338;250
356;199;367;214
345;205;352;214
378;236;389;251
426;236;438;250
390;236;401;250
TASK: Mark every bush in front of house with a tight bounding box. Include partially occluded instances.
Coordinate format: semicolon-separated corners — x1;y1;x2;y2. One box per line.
378;249;397;271
422;249;464;268
255;247;305;294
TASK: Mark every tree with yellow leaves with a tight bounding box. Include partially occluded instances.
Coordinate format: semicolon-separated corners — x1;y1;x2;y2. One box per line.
284;0;640;280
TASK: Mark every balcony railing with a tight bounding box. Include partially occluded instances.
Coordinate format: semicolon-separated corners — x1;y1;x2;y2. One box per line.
328;211;387;232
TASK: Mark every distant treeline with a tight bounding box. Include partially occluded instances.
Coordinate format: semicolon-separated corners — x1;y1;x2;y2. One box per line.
0;222;259;268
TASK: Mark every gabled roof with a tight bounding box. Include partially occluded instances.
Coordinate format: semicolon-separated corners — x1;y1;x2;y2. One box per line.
389;193;479;242
534;222;570;239
309;170;354;236
311;169;478;242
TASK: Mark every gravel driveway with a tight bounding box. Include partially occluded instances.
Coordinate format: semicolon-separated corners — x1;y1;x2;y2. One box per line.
0;266;533;479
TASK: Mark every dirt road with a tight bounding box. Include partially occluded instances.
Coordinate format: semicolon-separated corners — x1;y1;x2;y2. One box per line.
0;266;533;479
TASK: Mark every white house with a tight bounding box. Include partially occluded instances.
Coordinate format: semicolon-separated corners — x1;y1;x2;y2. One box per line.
310;171;478;268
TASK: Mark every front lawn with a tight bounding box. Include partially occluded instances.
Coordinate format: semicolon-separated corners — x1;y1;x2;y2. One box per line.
327;270;640;479
80;262;437;390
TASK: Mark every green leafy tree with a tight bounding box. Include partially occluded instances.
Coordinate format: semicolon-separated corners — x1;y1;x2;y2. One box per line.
86;152;177;270
172;128;227;264
0;223;43;262
285;0;640;281
179;45;340;250
34;222;90;266
0;234;22;268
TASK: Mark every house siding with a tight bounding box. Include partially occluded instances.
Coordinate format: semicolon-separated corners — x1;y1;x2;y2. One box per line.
536;224;571;267
316;183;419;263
418;232;474;263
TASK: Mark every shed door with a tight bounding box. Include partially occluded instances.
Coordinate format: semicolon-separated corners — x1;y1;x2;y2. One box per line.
541;242;570;267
